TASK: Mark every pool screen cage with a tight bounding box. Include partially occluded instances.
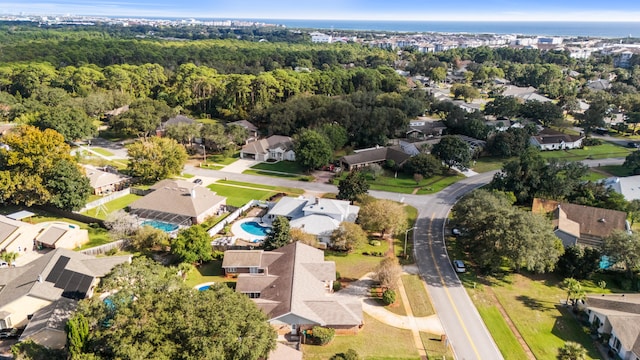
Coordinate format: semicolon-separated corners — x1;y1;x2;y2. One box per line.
130;209;193;226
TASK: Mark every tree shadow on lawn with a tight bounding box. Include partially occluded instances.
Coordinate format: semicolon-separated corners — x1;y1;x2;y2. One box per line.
516;295;550;312
551;304;601;359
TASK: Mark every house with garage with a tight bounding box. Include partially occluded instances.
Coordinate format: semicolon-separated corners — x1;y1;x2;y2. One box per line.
530;128;584;150
532;198;629;248
0;215;41;254
339;145;412;171
406;117;447;139
240;135;295;162
264;196;359;244
0;248;130;347
83;165;131;196
128;179;226;226
584;294;640;360
222;242;362;335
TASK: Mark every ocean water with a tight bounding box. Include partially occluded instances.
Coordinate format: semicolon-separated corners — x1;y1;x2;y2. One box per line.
215;19;640;38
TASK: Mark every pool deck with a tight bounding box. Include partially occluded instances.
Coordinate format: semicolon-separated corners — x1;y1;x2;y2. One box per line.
194;281;216;290
231;217;270;243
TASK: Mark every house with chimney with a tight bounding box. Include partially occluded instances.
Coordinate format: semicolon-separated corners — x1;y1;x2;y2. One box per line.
128;179;226;226
532;198;629;247
222;242;362;335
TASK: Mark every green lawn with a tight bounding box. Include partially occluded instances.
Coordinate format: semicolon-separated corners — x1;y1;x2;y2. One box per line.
335;170;464;195
596;165;632;177
539;143;633;161
91;148;115;157
420;332;454;360
475;303;529;360
206;152;239;165
402;275;435;317
81;194;142;220
217;180;304;195
250;160;307;174
326;249;385;281
184;260;234;288
302;314;420;360
582;171;608;182
472;157;508;173
415;174;466;195
242;169;311;181
207;183;276;207
76;227;112;250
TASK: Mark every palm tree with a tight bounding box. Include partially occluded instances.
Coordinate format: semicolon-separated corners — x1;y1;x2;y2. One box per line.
557;341;587;360
562;278;585;305
0;251;19;266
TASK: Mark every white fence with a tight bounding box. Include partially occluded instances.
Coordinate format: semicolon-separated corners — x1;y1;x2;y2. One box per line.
80;188;131;213
207;199;270;236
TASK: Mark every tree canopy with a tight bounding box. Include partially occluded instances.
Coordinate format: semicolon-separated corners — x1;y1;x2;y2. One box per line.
126;137;187;184
432;135;472;170
263;216;291;251
337;170;369;203
293;128;333;171
358;199;407;238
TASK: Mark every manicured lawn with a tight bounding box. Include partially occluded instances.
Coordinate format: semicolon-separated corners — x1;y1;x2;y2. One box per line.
91;147;115;157
596;165;632;177
472;157;508;173
217;180;304;195
402;275;435;317
243;169;311;181
302;314;420;360
335;170;464;194
180;173;195;179
326;250;384;281
251;160;307;174
415;173;466;195
81;194;142;220
474;299;529;360
184;260;234;288
539;143;633;161
206;152;239;165
582;171;608;182
200;163;225;170
76;227;112;250
394;205;419;262
420;332;454;360
207;183;276;207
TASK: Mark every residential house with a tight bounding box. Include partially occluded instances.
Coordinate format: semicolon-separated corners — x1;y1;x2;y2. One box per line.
0;215;41;254
604;176;640;201
240;135;295;162
222;242;362;335
0;214;89;253
83;165;131;196
339;145;412;171
455;135;487;154
18;297;77;349
264;196;360;244
530;128;584;150
406;117;447;139
0;248;131;332
586;79;611;91
584;294;640;360
453;100;482;113
227;120;259;142
501;85;552;103
128;179;226;225
155;114;198;137
310;32;332;43
532;198;629;247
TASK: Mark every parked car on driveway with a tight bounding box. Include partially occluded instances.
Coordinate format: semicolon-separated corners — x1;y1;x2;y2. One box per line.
192;178;203;185
0;328;19;339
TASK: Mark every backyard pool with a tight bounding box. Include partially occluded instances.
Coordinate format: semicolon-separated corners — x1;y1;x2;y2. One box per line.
195;282;216;291
240;221;271;237
141;220;179;232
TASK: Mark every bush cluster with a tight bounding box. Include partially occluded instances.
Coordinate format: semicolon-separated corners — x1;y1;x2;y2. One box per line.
312;326;335;345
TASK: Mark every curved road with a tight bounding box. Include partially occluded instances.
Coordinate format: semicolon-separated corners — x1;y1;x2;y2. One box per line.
186;156;625;359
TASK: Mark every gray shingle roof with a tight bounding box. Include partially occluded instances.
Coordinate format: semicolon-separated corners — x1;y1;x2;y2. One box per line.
19;297;78;349
129;179;225;218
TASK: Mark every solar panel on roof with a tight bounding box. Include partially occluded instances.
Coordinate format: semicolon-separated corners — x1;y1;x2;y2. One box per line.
77;276;93;297
45;256;70;283
62;273;93;300
54;269;74;289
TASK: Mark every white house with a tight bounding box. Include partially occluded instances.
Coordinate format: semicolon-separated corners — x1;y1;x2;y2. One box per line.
604;175;640;201
584;294;640;360
240;135;295;162
264;197;359;244
530;129;584;151
310;32;332;43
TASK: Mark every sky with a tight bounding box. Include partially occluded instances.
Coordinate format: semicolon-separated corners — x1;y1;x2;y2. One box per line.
2;0;640;22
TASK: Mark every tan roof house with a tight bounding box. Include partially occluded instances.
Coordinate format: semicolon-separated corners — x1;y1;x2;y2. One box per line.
532;198;629;247
0;248;131;332
240;135;295;162
585;294;640;359
128;179;226;225
83;165;131;196
222;242;362;335
0;215;41;254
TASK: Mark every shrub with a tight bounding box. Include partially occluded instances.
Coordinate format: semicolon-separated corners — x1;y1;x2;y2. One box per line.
331;349;360;360
382;289;396;305
333;281;342;292
369;240;381;246
583;137;602;146
312;326;335;345
335;271;341;280
105;248;118;256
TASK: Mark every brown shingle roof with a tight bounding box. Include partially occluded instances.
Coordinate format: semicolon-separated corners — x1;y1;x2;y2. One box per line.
532;129;584;145
340;147;411;167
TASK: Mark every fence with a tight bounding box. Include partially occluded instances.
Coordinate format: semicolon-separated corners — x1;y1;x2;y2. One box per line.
80;239;126;256
80;188;131;213
36;205;105;227
207;199;270;236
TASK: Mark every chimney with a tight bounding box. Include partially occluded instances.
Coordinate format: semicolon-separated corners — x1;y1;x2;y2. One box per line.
191;189;196;198
37;274;42;283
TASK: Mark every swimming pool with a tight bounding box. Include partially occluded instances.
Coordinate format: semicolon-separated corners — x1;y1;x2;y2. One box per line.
141;220;179;232
240;222;271;237
195;282;216;291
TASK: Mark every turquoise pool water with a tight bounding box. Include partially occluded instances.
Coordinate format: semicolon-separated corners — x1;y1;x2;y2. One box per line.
141;220;179;232
240;221;271;236
198;285;212;291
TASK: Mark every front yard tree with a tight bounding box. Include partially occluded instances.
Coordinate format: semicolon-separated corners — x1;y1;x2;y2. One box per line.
484;95;520;119
171;226;213;264
127;137;188;184
320;123;348;150
264;216;291;250
71;258;276;360
293;129;333;171
557;341;587;360
402;153;443;177
432;135;472;170
624;150;640;175
450;83;480;102
358;199;407;238
110;98;174;139
45;159;92;211
602;230;640;278
337;170;370;203
561;278;585;306
36;105;96;142
331;222;368;252
375;257;402;290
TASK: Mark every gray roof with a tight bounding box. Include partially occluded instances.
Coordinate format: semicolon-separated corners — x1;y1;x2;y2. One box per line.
0;217;19;244
161;115;196;128
586;294;640;355
222;250;264;268
37;227;67;247
83;165;130;189
6;210;35;220
587;79;611;91
605;175;640;201
531;128;584;145
241;135;293;155
340;146;411;167
0;248;130;306
129;179;226;218
228;242;361;327
290;214;340;237
268;197;308;219
228;120;258;132
19;297;78;349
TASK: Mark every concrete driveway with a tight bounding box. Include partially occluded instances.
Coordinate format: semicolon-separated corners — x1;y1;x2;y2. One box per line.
220;159;260;173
